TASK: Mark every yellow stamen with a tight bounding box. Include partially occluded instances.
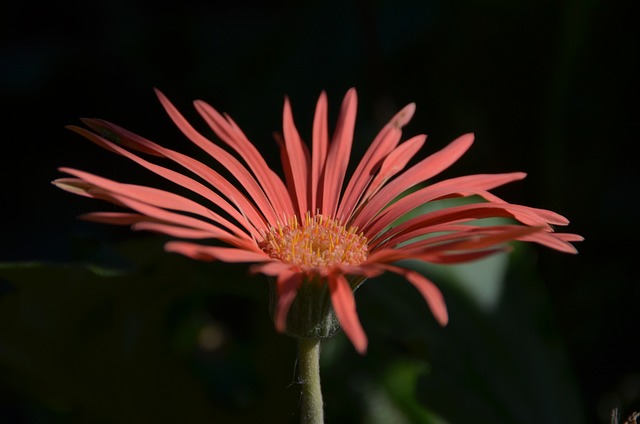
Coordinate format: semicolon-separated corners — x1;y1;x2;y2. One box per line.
259;212;368;270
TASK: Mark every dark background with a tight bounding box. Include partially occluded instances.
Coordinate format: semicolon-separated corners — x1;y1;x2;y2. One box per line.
1;0;638;423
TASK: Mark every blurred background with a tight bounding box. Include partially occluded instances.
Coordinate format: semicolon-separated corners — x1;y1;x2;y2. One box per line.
1;0;638;423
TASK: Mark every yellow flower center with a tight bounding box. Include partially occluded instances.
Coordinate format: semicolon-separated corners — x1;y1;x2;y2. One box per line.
259;213;369;269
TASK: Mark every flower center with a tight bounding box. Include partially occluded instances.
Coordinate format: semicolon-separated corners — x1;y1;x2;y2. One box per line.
259;213;369;269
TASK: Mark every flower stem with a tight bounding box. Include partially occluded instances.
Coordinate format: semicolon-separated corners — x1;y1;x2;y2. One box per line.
297;337;324;424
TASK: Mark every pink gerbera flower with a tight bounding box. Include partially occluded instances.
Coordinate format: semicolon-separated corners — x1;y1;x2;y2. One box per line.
54;88;582;354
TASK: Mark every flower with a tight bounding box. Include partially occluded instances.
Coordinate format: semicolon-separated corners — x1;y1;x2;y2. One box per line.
54;88;582;354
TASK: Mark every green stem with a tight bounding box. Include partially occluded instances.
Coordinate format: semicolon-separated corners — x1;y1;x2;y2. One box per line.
297;337;324;424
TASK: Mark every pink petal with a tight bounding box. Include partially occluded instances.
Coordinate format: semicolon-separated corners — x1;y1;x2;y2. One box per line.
362;187;486;238
311;92;329;213
80;212;149;225
422;225;541;252
356;134;426;210
81;118;163;157
67;124;266;238
52;178;97;198
459;192;571;229
419;247;509;264
555;233;584;242
321;88;358;218
517;205;570;226
164;241;268;262
193;100;295;219
334;264;385;279
248;261;292;276
83;118;270;231
353;133;475;229
370;203;556;250
273;271;302;332
154;89;290;225
518;231;580;254
381;265;449;326
379;223;541;254
59;167;252;241
82;212;255;243
365;172;528;236
131;222;219;239
280;97;310;217
368;225;542;266
337;103;417;220
82;186;243;245
427;172;527;192
368;223;482;251
329;272;367;354
478;190;570;226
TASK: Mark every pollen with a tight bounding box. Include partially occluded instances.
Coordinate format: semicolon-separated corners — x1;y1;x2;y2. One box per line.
259;213;369;269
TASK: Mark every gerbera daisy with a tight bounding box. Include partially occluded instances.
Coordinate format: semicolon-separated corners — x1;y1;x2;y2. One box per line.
53;88;582;356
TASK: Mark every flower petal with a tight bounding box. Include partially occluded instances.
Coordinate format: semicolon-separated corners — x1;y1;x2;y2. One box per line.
321;88;357;217
67;123;266;238
59;167;252;241
419;247;509;264
273;271;302;332
380;265;449;326
52;178;98;198
364;172;527;236
279;97;310;217
370;203;556;250
193;99;295;219
355;134;426;211
248;261;292;276
154;89;289;225
82;213;234;240
427;172;527;193
329;272;367;354
519;231;581;254
131;222;219;239
80;212;149;225
374;224;542;258
83;186;243;245
82;118;270;231
353;133;475;229
338;103;417;221
311;91;329;213
414;225;541;252
555;233;584;242
164;241;268;262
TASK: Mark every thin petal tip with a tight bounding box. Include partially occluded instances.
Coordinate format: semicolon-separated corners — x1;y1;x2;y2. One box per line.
153;87;169;102
353;336;368;355
514;171;527;180
461;132;475;142
343;88;358;104
78;117;96;125
275;319;287;333
392;102;416;128
51;178;77;189
65;124;83;132
437;312;449;327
